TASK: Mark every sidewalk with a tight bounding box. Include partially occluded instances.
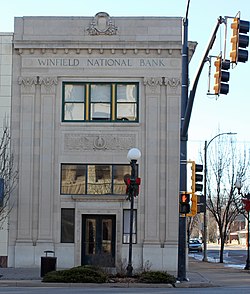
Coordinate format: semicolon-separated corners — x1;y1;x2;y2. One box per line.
177;257;250;288
0;257;250;288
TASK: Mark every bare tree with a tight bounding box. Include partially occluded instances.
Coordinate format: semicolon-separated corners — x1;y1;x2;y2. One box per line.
206;137;249;263
187;214;200;244
0;124;18;227
207;211;218;243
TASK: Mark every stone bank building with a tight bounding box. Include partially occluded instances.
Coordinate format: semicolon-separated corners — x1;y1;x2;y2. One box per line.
9;12;195;271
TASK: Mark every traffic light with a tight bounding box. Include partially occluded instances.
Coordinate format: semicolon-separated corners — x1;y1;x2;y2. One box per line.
190;194;197;216
197;195;206;213
230;17;250;63
213;56;230;95
179;192;191;214
186;194;206;216
191;162;204;194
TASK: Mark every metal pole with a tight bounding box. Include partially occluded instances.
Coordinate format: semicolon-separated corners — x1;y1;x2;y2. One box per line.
202;132;236;262
181;17;223;138
203;141;208;261
127;159;136;277
178;14;223;282
245;211;250;270
178;12;189;281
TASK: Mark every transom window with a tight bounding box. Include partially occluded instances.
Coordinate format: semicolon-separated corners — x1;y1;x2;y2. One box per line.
61;164;138;195
62;82;139;122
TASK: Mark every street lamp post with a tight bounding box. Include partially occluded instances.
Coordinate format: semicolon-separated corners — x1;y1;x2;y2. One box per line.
203;132;236;262
126;148;141;277
234;180;250;270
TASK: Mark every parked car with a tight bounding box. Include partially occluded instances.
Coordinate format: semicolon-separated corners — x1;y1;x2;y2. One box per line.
189;239;203;252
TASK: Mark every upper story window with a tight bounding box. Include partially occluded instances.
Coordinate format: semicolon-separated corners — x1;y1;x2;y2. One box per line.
62;82;139;122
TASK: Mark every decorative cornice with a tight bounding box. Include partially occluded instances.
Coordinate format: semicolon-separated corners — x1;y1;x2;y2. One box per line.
86;12;118;36
14;47;181;56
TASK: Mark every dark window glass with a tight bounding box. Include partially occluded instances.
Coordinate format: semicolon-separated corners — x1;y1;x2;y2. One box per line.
61;208;75;243
86;218;96;254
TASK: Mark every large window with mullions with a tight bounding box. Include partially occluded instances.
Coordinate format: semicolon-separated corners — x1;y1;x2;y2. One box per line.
62;82;139;122
61;164;138;195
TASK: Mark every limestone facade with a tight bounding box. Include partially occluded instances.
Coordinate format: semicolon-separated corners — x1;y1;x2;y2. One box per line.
9;13;195;271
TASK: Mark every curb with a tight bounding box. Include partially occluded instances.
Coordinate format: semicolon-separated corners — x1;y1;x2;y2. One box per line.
0;279;219;288
0;280;175;288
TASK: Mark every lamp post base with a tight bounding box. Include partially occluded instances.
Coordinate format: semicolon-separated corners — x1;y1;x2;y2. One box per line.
126;264;133;277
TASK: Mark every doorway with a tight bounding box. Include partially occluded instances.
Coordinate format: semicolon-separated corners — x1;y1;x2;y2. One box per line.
82;214;116;267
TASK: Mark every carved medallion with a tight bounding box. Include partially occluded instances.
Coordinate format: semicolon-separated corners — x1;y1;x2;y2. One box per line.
86;12;118;35
93;136;107;150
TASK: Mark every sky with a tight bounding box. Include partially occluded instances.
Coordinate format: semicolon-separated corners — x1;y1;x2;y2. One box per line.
0;0;250;161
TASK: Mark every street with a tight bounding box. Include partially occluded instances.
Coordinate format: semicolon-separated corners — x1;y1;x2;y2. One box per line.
189;243;248;268
0;286;249;294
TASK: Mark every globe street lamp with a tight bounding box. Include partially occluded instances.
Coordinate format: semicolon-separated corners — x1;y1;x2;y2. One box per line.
203;132;236;262
126;148;141;277
234;180;250;270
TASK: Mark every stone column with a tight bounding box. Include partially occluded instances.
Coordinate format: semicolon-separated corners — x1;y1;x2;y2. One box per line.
143;77;163;244
163;77;181;244
37;77;57;244
16;77;38;242
14;76;38;266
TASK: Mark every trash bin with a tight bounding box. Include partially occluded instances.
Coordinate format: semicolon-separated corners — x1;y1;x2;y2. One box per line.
40;250;57;277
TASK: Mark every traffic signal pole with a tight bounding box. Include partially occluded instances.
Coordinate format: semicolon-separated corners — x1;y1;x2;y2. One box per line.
181;16;223;138
178;14;224;281
177;1;189;281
